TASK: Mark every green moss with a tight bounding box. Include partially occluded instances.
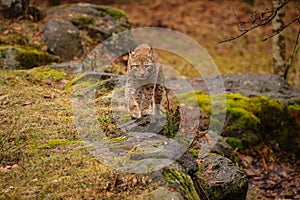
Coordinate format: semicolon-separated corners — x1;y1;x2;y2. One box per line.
226;107;260;132
98;116;111;124
33;139;83;149
226;137;243;149
27;66;67;82
181;91;300;153
287;103;300;112
164;172;175;184
105;135;129;143
0;46;58;69
71;16;94;27
0;33;29;46
188;148;198;158
64;73;100;91
163;169;200;200
96;5;128;19
180;90;211;114
198;164;205;171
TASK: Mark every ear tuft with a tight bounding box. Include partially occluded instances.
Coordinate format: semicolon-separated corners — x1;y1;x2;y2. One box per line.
148;46;154;59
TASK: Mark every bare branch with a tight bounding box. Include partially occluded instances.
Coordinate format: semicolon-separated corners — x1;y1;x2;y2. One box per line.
218;0;290;44
284;25;300;79
263;15;300;41
232;6;245;33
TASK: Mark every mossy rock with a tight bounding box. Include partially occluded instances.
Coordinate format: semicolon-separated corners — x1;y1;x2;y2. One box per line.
182;90;300;155
163;168;200;200
0;46;58;69
64;72;103;91
96;5;128;20
196;154;248;200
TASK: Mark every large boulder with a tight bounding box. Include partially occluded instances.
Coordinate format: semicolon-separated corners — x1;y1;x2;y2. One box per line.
196;154;248;200
159;153;248;200
43;19;83;60
188;74;300;156
44;3;130;42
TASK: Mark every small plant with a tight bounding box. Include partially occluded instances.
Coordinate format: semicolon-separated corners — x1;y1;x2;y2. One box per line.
162;107;180;138
226;137;243;149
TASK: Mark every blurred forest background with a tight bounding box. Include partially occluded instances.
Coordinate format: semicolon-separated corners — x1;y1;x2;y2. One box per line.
30;0;300;85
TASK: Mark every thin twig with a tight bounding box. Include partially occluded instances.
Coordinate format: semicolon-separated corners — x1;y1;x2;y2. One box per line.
219;0;290;44
284;25;300;79
232;6;245;33
262;15;300;41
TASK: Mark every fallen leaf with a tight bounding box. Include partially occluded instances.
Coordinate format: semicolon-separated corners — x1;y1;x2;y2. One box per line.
45;79;52;85
42;45;48;51
11;164;19;170
132;178;138;185
21;100;32;106
43;94;54;99
3;29;10;35
207;163;213;169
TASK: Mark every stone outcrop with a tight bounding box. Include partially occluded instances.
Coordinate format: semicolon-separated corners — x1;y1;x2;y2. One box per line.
43;19;83;60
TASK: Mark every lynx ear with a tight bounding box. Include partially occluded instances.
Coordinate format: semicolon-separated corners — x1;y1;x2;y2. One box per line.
148;46;154;60
128;50;132;68
128;49;135;57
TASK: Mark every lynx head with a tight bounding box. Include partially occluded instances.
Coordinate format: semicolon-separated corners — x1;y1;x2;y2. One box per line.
127;44;159;81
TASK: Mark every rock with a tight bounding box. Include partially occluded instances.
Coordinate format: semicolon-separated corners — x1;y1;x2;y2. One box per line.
162;162;201;200
190;74;300;101
199;131;236;163
0;46;58;69
45;3;130;41
138;186;184;200
0;0;29;18
188;75;300;156
196;154;248;200
145;147;247;200
43;19;83;60
176;151;199;176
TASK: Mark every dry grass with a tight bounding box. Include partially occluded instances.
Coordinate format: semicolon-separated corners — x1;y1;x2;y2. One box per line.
0;69;152;199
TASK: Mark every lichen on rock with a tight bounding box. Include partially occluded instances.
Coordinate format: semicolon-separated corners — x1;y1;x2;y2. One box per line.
0;46;58;69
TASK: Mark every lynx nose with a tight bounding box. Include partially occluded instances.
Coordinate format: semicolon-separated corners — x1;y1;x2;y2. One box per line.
139;67;146;77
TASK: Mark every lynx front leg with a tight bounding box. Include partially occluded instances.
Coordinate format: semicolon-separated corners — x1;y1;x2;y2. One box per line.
129;97;141;119
126;87;142;119
153;84;164;116
139;86;152;116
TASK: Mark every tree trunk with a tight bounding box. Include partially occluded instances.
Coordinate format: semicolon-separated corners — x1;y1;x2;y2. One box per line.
295;50;300;88
294;1;300;89
272;0;286;77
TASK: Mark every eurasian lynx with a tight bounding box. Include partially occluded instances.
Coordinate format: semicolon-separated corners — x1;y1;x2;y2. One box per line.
125;44;164;119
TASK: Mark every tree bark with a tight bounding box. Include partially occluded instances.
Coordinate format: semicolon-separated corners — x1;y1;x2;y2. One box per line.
272;0;286;77
294;1;300;88
295;50;300;88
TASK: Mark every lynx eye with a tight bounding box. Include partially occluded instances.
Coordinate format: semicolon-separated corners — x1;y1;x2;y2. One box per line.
131;65;139;69
144;64;153;69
